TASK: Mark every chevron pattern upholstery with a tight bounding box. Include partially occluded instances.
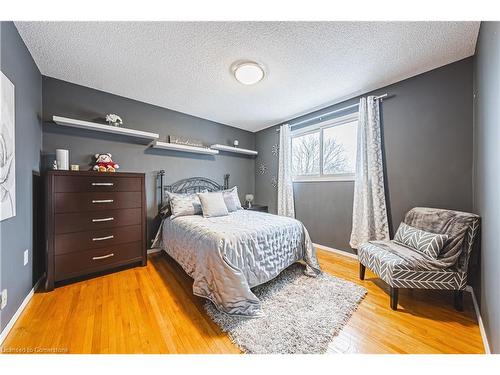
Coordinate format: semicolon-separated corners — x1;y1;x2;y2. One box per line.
358;243;467;290
457;218;480;272
358;213;480;292
394;222;448;258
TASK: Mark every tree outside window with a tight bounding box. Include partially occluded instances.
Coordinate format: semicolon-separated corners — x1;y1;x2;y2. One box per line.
291;114;358;181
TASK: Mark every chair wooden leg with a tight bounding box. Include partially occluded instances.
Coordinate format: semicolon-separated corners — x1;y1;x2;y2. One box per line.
359;264;366;280
390;287;399;310
454;290;464;311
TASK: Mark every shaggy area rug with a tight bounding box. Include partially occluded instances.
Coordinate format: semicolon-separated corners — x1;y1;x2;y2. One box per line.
205;264;366;354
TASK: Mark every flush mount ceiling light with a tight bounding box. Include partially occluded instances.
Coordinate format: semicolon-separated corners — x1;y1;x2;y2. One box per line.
232;61;265;85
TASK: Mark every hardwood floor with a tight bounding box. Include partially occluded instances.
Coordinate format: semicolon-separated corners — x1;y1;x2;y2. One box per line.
321;250;484;354
1;249;485;354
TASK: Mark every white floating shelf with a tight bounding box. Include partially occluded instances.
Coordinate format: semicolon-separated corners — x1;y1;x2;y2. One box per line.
149;140;219;155
210;144;258;156
53;116;160;141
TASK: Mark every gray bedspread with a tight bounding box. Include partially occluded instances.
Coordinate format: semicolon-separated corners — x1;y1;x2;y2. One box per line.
153;210;321;317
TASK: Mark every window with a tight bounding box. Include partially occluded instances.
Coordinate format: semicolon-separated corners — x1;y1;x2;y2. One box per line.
291;132;320;176
291;113;358;181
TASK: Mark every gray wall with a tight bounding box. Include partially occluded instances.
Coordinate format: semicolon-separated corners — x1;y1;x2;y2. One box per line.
255;58;474;254
473;22;499;354
42;77;256;243
0;22;42;332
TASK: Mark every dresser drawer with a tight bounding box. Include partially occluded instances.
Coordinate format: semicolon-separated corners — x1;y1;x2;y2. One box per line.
55;224;142;255
55;241;143;281
55;208;142;234
55;175;141;193
55;191;142;213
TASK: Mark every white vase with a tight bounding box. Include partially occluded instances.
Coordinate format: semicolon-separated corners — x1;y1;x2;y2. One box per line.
56;149;69;170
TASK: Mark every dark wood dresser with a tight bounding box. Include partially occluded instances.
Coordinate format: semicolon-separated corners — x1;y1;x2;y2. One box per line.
44;171;147;290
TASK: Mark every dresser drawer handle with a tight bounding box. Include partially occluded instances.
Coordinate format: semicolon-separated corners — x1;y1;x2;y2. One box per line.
92;182;114;186
92;199;114;204
92;235;114;241
92;217;114;222
92;253;114;260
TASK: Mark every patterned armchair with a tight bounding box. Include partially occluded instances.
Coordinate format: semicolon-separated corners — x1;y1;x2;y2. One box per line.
357;207;480;311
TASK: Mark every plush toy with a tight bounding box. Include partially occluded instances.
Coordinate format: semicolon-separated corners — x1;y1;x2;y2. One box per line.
93;153;120;172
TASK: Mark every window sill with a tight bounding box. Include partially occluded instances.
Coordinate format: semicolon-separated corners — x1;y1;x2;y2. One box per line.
293;175;355;183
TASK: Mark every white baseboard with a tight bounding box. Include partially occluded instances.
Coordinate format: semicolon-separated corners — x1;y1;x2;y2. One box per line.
0;276;43;346
313;243;358;260
147;248;162;255
466;285;491;354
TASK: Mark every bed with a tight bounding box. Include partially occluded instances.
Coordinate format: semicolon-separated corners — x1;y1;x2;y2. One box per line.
152;171;321;317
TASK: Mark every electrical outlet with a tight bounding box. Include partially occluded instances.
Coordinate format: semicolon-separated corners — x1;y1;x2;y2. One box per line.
24;249;29;266
1;289;7;310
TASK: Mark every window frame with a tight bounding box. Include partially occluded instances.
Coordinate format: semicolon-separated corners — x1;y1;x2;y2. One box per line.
291;112;358;183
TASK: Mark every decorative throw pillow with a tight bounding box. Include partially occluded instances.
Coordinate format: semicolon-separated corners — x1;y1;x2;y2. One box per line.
160;190;207;217
197;191;229;218
159;194;174;217
222;186;242;212
159;191;182;217
394;222;448;258
169;192;204;219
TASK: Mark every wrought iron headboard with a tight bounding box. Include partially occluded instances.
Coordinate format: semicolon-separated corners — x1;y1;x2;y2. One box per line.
157;170;229;208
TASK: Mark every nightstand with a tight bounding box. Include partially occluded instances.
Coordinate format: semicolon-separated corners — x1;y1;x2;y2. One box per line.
244;204;268;213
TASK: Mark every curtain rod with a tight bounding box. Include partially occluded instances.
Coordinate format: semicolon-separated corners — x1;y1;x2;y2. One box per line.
276;93;388;132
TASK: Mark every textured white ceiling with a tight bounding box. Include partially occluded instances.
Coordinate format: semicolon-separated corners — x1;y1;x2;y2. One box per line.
15;22;479;132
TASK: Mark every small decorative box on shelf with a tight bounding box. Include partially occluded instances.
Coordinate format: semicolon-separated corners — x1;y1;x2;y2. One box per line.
244;204;268;213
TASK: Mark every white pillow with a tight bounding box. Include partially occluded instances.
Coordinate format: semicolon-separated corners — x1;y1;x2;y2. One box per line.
222;186;243;212
170;192;204;219
197;191;229;218
161;190;207;218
